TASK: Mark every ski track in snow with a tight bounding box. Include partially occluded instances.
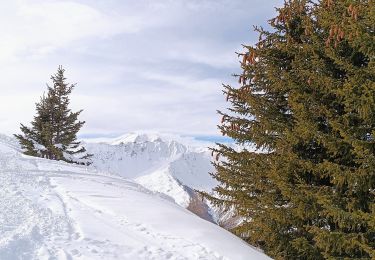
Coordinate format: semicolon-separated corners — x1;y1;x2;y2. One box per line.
0;135;270;260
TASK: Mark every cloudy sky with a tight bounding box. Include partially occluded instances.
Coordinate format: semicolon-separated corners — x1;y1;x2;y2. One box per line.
0;0;282;139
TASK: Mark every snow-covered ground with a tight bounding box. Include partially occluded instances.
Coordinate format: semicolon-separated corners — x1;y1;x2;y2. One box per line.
0;134;271;260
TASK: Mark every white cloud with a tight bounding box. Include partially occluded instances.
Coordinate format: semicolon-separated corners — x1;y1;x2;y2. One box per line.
0;0;282;137
0;1;141;62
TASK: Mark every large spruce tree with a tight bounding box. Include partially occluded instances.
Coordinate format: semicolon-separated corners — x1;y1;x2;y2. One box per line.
15;66;91;165
207;0;374;259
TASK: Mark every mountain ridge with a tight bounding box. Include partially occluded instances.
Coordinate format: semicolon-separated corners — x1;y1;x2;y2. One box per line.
84;132;217;220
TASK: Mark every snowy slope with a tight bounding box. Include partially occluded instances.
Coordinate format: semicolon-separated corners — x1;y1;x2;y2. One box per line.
0;134;271;260
84;132;217;210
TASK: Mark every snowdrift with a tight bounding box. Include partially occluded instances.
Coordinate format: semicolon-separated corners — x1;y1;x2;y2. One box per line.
0;134;270;260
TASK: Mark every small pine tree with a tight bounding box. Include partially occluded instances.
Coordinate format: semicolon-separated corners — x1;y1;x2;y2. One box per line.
205;0;374;259
15;66;91;165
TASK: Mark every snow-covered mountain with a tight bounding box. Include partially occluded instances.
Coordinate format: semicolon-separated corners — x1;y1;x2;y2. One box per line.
0;134;271;259
84;132;218;221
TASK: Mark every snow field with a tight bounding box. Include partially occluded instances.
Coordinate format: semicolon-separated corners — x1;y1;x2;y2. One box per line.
0;134;271;259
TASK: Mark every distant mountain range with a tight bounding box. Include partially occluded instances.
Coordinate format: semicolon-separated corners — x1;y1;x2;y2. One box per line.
84;132;218;222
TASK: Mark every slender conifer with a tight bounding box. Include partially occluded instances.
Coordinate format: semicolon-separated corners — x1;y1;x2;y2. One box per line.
15;66;91;165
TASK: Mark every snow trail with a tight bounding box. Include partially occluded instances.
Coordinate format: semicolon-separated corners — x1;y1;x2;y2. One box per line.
0;135;270;259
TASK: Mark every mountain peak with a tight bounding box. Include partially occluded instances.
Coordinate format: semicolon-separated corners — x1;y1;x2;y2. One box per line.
111;132;166;145
84;131;213;151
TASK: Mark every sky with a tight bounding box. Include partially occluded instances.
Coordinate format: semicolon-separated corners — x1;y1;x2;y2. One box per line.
0;0;283;139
